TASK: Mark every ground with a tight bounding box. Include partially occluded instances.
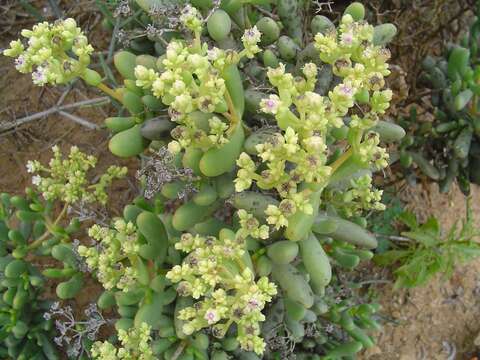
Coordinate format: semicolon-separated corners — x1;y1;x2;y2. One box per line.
361;183;480;360
1;1;480;360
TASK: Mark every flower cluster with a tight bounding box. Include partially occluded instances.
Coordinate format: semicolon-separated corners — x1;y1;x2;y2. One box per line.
326;174;385;217
78;220;140;291
3;18;95;86
27;146;127;205
134;5;261;154
241;26;262;59
235;14;393;230
166;230;277;355
314;14;392;168
91;322;154;360
235;64;334;229
135;41;229;153
315;14;390;86
237;209;269;240
179;4;203;34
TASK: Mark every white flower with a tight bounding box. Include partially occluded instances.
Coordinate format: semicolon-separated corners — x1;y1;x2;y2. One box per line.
304;135;325;151
260;95;281;115
363;47;374;58
180;4;198;20
15;55;26;71
32;175;42;186
338;83;354;97
171;80;186;95
242;26;261;44
167;140;181;154
302;63;317;78
207;47;222;61
32;66;47;86
26;161;35;173
204;309;219;325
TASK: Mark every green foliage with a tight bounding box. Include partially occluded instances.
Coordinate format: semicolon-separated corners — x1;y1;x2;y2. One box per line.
0;146;128;357
374;199;480;289
370;193;403;237
0;189;84;301
369;192;404;252
262;272;381;359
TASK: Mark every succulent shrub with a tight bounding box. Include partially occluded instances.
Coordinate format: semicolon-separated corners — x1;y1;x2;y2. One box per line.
0;194;58;359
398;4;480;195
0;146;125;359
3;0;402;358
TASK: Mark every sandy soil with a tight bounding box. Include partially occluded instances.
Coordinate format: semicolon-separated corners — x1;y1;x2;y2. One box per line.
360;183;480;360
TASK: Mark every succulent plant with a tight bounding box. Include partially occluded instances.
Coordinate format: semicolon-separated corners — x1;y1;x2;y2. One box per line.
398;4;480;195
0;144;130;358
3;1;402;358
84;2;399;357
0;193;58;359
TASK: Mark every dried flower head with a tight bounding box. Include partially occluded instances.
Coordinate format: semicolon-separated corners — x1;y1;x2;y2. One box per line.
136;147;196;199
45;302;109;358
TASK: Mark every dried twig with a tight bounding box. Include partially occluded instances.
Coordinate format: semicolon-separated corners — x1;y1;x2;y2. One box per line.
0;97;109;133
58;111;100;130
358;279;392;286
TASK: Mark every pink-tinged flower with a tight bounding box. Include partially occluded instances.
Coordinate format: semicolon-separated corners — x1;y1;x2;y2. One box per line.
204;309;219;325
246;297;261;311
32;66;47;85
260;95;281;115
242;26;261;44
15;55;26;70
342;31;354;45
338;84;353;97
